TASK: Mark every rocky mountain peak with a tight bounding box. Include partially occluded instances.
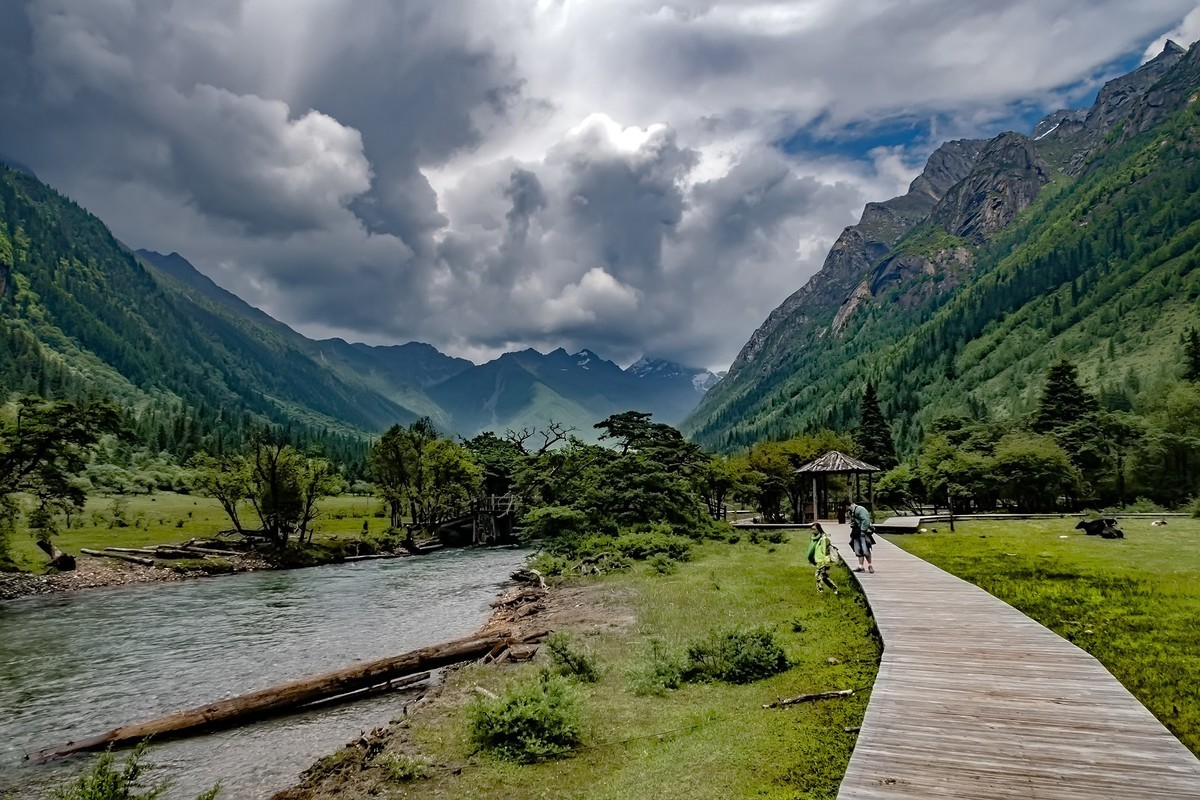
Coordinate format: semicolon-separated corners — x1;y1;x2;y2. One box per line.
930;132;1051;241
1084;39;1188;137
726;136;985;376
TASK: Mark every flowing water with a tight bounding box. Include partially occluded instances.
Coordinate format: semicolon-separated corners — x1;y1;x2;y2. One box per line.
0;547;530;799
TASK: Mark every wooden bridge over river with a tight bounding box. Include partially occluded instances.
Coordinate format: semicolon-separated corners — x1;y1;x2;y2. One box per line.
828;523;1200;799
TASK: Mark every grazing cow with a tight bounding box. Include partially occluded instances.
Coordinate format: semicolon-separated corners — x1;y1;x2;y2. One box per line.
1076;518;1124;538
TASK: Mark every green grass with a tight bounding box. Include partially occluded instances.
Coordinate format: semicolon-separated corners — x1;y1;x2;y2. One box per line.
6;492;390;572
381;538;880;799
887;518;1200;755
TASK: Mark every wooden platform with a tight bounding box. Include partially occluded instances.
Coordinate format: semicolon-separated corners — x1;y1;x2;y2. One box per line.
831;524;1200;799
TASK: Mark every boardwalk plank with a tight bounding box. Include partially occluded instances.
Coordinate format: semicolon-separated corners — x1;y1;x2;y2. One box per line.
832;524;1200;800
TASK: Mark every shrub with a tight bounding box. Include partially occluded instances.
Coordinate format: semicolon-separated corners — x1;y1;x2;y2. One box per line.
373;752;433;782
647;553;677;574
682;628;790;684
627;639;685;696
467;674;583;763
528;552;572;577
50;744;219;800
758;528;788;545
544;632;600;682
521;506;593;551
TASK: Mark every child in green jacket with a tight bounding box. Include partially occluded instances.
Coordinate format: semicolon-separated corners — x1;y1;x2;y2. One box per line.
805;523;839;594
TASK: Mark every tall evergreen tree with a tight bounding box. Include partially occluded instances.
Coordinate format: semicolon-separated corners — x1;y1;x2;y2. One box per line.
1033;360;1098;433
1183;328;1200;382
854;382;897;469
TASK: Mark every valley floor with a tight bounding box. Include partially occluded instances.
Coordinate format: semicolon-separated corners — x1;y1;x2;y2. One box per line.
276;537;880;800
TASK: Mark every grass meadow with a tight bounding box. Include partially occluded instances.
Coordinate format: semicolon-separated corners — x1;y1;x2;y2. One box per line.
355;536;880;800
7;491;391;572
887;517;1200;756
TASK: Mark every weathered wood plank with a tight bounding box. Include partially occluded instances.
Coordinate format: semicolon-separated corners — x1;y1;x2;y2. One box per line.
831;524;1200;800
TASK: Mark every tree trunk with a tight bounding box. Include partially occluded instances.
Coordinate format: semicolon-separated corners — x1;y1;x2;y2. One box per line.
30;629;544;763
79;548;154;566
35;539;75;571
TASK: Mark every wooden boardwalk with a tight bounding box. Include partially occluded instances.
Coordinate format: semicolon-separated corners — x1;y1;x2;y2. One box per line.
831;524;1200;799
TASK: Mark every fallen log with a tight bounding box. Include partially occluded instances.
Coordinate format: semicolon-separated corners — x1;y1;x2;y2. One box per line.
762;688;857;709
80;548;154;567
29;630;539;762
104;547;159;556
36;540;76;571
176;545;245;557
342;553;403;562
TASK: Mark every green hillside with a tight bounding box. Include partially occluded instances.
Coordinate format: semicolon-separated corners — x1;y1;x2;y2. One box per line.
685;42;1200;455
0;165;415;460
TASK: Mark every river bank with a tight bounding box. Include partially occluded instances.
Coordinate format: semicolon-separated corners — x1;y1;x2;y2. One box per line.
0;547;533;800
276;537;880;800
0;552;272;600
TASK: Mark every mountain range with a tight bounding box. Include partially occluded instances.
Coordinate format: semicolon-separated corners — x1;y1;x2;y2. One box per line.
0;174;718;450
684;39;1200;452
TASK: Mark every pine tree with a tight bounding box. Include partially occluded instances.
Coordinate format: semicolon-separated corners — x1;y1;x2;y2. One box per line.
1033;360;1098;432
854;382;897;469
1184;328;1200;382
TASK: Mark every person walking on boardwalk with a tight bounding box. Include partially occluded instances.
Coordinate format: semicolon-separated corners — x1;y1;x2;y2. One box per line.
842;499;876;573
805;523;840;593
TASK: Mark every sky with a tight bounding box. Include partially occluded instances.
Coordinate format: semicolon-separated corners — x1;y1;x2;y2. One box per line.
1;1;1199;372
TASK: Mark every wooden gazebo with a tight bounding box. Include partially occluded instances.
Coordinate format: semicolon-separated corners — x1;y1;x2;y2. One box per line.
795;451;881;522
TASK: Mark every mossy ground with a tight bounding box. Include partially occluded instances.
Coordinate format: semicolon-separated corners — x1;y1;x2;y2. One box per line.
888;517;1200;755
289;536;881;800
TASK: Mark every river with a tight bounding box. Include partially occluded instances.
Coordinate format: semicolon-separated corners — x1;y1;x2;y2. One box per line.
0;547;530;799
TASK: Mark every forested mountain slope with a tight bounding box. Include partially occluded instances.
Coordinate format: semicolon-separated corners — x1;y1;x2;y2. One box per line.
685;40;1200;452
0;166;421;460
0;166;718;455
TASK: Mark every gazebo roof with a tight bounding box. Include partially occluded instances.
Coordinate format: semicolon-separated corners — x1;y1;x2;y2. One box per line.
794;450;880;474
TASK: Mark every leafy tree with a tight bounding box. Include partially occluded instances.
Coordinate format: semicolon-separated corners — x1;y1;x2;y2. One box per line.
692;456;754;518
854;382;897;469
990;433;1082;511
190;452;251;533
0;399;118;561
369;418;481;532
874;465;921;512
464;431;526;497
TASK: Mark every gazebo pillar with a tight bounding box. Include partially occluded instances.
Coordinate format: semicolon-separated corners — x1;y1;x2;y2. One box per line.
811;476;818;523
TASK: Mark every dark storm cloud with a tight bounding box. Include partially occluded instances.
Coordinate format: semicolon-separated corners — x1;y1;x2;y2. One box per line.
0;0;1197;370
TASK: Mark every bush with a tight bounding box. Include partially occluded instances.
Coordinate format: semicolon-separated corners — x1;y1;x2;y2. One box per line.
627;639;685;696
544;632;600;682
521;506;593;551
372;752;433;782
682;628;790;684
50;744;219;800
527;552;572;577
467;674;583;763
758;528;788;545
647;553;677;574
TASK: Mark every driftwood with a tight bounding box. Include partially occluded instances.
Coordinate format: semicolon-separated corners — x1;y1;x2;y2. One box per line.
177;545;245;557
762;688;857;709
80;548;154;567
342;553;403;562
35;540;76;571
30;629;544;763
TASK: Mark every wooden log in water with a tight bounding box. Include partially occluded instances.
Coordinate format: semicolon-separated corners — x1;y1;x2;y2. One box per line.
29;630;537;762
80;548;154;567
